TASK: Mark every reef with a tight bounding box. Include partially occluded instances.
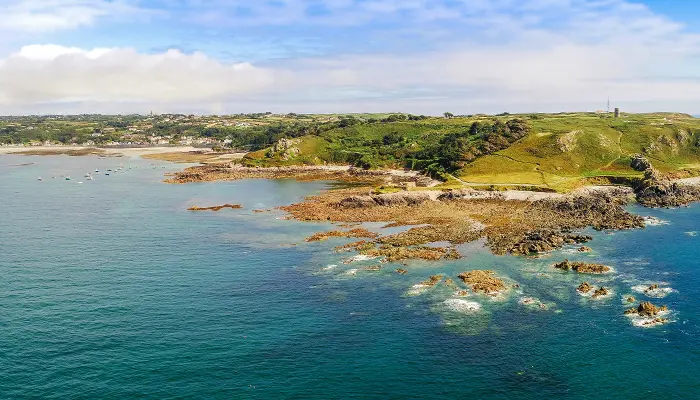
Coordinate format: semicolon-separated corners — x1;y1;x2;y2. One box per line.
554;260;611;274
188;204;242;211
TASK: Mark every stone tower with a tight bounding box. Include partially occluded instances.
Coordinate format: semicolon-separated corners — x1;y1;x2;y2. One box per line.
614;108;620;118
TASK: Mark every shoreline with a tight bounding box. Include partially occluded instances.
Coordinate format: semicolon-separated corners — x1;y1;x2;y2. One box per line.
0;145;215;158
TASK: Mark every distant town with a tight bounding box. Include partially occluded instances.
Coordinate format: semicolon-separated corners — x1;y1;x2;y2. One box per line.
0;112;340;149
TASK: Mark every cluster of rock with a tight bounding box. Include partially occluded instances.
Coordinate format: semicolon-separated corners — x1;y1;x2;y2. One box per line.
306;228;378;242
554;260;611;274
624;301;670;327
339;191;437;208
188;204;242;211
631;154;700;207
457;270;508;296
576;282;609;298
508;231;592;256
626;301;667;316
363;245;461;262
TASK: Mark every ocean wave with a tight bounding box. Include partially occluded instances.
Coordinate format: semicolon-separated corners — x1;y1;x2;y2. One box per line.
322;264;338;271
443;299;482;313
345;269;359;276
685;231;698;237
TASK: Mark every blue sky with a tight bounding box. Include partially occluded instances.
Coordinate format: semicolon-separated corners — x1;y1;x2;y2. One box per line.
1;0;700;114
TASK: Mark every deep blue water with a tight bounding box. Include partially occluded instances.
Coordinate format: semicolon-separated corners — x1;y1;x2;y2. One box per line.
1;155;699;399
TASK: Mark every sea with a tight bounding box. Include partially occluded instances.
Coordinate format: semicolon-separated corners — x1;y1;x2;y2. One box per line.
1;154;698;399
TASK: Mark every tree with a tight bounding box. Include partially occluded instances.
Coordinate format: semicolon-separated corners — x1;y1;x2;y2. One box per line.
443;112;454;119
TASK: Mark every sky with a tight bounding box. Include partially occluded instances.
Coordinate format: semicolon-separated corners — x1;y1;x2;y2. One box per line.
1;0;700;115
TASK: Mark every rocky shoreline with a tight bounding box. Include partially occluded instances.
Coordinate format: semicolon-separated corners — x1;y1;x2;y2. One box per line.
281;186;644;258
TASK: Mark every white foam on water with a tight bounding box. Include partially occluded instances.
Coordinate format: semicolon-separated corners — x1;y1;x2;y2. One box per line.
342;254;378;264
443;299;482;313
518;296;549;310
643;216;669;226
627;310;672;328
345;269;359;276
406;284;429;296
322;264;338;271
685;231;698;237
631;285;675;298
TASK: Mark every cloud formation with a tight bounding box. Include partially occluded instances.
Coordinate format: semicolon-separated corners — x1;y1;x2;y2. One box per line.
2;0;700;114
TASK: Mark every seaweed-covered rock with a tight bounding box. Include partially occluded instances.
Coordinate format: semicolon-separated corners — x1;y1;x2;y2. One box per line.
457;270;507;295
592;287;610;299
625;301;668;317
554;259;611;274
577;282;594;294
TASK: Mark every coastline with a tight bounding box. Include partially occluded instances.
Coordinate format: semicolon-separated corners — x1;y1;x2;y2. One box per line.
0;145;211;158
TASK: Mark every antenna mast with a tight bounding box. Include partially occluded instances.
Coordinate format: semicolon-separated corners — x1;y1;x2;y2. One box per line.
607;97;610;114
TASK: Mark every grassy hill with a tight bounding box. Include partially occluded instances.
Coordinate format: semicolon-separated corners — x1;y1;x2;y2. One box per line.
459;113;700;191
242;112;700;192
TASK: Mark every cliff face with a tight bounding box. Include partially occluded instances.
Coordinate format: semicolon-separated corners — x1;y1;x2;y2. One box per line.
632;155;700;207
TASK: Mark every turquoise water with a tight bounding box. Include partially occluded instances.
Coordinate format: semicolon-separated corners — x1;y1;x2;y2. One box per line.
1;155;699;399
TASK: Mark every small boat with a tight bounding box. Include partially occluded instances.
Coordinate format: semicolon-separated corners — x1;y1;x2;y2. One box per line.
87;176;94;181
105;173;110;176
78;181;83;184
38;177;42;181
65;176;71;181
84;174;91;178
95;169;99;173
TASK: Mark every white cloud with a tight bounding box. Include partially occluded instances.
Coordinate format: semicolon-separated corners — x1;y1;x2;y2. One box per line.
0;45;276;105
0;0;143;32
3;1;700;114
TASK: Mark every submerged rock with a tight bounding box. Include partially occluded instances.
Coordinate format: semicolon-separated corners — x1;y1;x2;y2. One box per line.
395;268;408;275
577;246;593;253
188;203;242;211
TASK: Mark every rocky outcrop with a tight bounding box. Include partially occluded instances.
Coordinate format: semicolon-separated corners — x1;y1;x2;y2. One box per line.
457;270;507;296
592;287;610;299
363;245;461;262
632;155;700;207
306;228;379;242
338;191;435;208
554;260;611;274
578;246;592;253
395;268;408;275
188;204;242;211
625;301;668;317
508;231;592;256
577;282;594;294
